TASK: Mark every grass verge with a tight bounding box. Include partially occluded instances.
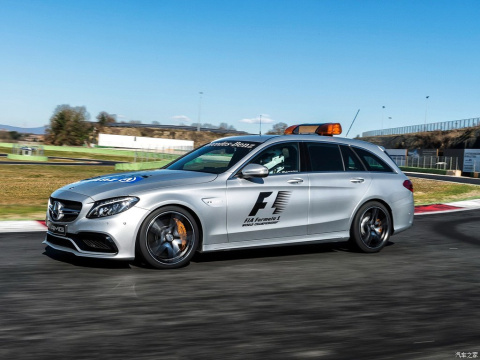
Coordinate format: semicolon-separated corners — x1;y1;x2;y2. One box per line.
412;178;480;205
399;166;448;175
0;165;117;220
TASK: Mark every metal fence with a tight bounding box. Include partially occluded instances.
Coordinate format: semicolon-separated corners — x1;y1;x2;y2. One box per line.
11;144;44;156
391;156;459;171
363;117;480;137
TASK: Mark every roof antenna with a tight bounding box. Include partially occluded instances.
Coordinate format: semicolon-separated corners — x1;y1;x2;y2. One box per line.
346;109;360;137
259;114;262;135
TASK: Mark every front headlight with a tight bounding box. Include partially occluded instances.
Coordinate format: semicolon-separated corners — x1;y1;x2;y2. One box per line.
86;197;139;219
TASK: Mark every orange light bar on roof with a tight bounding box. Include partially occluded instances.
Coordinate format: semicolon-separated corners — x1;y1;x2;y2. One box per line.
283;125;298;135
316;123;342;136
283;123;342;136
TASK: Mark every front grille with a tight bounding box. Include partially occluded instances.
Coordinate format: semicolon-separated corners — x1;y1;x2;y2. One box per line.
46;232;118;254
49;197;82;222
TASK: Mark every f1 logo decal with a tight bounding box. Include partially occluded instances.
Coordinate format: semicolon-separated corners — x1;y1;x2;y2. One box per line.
249;192;272;216
248;191;291;216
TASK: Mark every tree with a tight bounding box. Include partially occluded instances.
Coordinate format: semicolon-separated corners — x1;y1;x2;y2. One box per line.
45;105;92;145
8;131;22;140
152;121;160;125
218;122;236;130
96;111;116;127
266;122;288;135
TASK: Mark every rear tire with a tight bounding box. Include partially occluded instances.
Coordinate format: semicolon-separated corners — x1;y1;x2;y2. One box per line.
350;201;391;253
138;206;199;269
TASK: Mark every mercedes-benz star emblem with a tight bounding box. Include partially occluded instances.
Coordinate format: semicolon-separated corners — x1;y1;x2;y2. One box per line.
51;201;65;221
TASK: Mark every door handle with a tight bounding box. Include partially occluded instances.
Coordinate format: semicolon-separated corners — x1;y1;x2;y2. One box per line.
287;178;304;184
350;178;365;183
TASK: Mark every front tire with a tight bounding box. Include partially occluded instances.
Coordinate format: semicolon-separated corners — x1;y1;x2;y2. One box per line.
138;206;199;269
350;201;391;253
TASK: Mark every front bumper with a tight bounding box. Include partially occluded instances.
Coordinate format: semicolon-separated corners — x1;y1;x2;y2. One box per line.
43;205;149;260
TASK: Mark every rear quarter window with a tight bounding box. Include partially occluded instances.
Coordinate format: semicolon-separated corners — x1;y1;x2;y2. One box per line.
340;145;365;171
352;147;394;173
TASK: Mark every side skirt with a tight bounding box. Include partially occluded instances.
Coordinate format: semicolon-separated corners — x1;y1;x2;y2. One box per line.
202;231;350;252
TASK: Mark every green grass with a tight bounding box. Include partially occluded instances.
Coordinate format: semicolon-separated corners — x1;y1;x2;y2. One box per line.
0;144;181;163
411;178;480;205
0;145;135;162
400;166;448;175
0;165;118;220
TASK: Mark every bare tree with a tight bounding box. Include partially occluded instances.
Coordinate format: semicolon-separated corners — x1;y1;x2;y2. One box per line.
96;111;116;127
266;122;288;135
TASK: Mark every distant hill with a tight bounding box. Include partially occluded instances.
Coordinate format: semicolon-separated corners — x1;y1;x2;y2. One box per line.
0;124;47;135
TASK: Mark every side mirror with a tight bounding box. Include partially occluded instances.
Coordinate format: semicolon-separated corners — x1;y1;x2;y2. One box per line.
240;163;269;178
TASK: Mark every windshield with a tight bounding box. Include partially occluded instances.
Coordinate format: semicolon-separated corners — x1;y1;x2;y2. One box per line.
166;140;260;174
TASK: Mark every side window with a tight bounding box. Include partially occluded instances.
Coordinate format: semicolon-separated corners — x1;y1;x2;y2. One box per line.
249;143;299;174
352;147;393;172
340;145;365;171
306;143;344;172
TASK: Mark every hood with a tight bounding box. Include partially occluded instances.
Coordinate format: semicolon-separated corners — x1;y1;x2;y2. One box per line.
52;169;217;201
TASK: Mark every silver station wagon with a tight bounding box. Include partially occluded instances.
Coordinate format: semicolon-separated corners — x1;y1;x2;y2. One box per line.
44;123;414;269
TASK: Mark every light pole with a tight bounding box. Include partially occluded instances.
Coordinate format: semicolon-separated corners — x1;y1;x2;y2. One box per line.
381;106;385;135
424;96;429;132
197;92;203;132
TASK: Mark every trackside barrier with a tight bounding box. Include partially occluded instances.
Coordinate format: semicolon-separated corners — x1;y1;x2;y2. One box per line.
363;117;480;137
391;156;459;171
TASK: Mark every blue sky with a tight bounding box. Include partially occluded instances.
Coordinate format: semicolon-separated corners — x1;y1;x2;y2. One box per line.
1;0;479;137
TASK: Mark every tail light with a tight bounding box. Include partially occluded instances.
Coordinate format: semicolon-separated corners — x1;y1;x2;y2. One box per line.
403;180;413;192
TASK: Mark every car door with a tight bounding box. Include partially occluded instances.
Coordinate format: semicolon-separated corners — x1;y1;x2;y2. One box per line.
306;142;372;234
226;142;309;242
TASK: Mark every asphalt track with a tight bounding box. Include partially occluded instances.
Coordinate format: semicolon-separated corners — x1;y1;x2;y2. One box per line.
1;211;479;359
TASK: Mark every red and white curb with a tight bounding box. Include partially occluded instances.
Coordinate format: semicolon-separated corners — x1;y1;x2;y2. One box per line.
0;220;46;233
414;199;480;215
0;200;479;233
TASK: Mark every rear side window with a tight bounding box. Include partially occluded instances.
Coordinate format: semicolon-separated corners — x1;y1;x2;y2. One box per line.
340;146;365;171
306;143;344;172
352;147;393;172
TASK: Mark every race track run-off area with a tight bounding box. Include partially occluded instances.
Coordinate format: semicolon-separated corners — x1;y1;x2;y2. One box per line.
0;207;479;359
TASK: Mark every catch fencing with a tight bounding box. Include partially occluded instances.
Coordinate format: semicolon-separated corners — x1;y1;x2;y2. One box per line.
390;156;459;171
363;117;480;137
11;144;45;156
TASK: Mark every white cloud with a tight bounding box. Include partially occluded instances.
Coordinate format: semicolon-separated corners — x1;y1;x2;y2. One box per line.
239;114;275;124
171;115;191;123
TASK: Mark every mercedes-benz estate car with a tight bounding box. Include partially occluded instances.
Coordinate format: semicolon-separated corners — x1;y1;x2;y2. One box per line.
44;123;414;269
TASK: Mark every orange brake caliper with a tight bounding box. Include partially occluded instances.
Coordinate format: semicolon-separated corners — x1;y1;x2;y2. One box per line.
173;218;188;250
